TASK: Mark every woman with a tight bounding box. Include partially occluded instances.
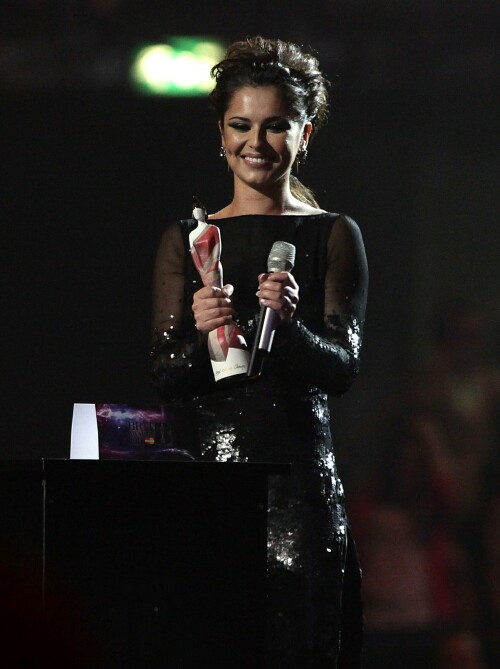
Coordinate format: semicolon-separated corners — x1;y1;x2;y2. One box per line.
151;36;368;668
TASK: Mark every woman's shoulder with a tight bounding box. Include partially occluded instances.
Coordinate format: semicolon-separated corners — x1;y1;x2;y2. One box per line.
303;213;363;247
328;213;364;242
290;202;326;216
299;212;362;237
156;219;198;254
161;217;200;237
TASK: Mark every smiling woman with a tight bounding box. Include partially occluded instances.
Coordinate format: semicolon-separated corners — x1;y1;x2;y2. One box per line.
208;37;329;215
219;85;312;203
150;36;368;668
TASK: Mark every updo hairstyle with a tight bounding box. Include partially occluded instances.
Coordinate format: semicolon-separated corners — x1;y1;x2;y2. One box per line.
209;36;330;206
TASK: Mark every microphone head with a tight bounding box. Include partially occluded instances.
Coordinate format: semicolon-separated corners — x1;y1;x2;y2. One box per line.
267;241;296;273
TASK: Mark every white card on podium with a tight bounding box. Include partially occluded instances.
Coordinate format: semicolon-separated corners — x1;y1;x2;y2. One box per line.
70;403;99;459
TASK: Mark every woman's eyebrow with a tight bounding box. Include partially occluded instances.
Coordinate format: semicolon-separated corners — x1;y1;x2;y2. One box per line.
227;115;289;122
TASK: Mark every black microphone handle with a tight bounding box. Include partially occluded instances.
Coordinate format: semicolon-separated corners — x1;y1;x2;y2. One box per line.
247;303;279;379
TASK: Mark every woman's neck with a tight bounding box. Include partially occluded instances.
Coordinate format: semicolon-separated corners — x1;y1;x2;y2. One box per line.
210;179;322;219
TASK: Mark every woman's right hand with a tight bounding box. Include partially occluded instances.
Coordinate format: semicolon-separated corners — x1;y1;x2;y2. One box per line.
192;284;236;334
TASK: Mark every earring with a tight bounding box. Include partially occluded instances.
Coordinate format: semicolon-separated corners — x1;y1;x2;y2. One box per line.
294;145;308;174
219;146;226;159
297;145;308;164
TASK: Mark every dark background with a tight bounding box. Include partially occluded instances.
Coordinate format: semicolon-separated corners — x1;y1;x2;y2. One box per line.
1;0;499;464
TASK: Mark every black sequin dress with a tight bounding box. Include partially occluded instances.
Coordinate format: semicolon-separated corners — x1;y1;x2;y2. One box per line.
150;213;368;668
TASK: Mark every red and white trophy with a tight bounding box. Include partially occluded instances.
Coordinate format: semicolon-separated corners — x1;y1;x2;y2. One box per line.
189;202;250;383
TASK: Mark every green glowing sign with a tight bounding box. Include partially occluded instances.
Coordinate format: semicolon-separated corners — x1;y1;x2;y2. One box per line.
131;37;225;96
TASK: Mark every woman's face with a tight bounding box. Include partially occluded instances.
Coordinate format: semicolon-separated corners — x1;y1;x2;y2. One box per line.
220;85;311;192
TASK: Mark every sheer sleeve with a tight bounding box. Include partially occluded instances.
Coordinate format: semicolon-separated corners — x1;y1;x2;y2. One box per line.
272;215;368;395
150;222;212;401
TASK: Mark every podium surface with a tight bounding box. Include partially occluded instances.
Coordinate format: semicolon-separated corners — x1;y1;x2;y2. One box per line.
0;459;288;668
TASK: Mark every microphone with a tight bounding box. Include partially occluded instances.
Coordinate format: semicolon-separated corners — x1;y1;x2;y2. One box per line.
247;241;296;379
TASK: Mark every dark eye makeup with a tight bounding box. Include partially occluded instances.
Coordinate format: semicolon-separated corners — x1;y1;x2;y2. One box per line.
267;121;291;132
227;118;291;133
228;122;251;131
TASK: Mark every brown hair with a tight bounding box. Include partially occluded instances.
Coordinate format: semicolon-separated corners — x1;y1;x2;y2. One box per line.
209;36;329;207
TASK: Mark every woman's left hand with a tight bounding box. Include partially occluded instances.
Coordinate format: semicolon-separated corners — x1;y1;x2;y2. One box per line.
256;272;299;323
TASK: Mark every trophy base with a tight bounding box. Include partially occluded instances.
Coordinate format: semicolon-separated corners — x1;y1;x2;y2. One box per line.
211;348;250;383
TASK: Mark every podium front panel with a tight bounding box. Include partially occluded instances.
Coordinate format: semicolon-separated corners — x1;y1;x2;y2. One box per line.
43;460;280;668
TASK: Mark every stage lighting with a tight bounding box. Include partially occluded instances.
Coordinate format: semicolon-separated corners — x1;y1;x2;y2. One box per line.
131;38;225;96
